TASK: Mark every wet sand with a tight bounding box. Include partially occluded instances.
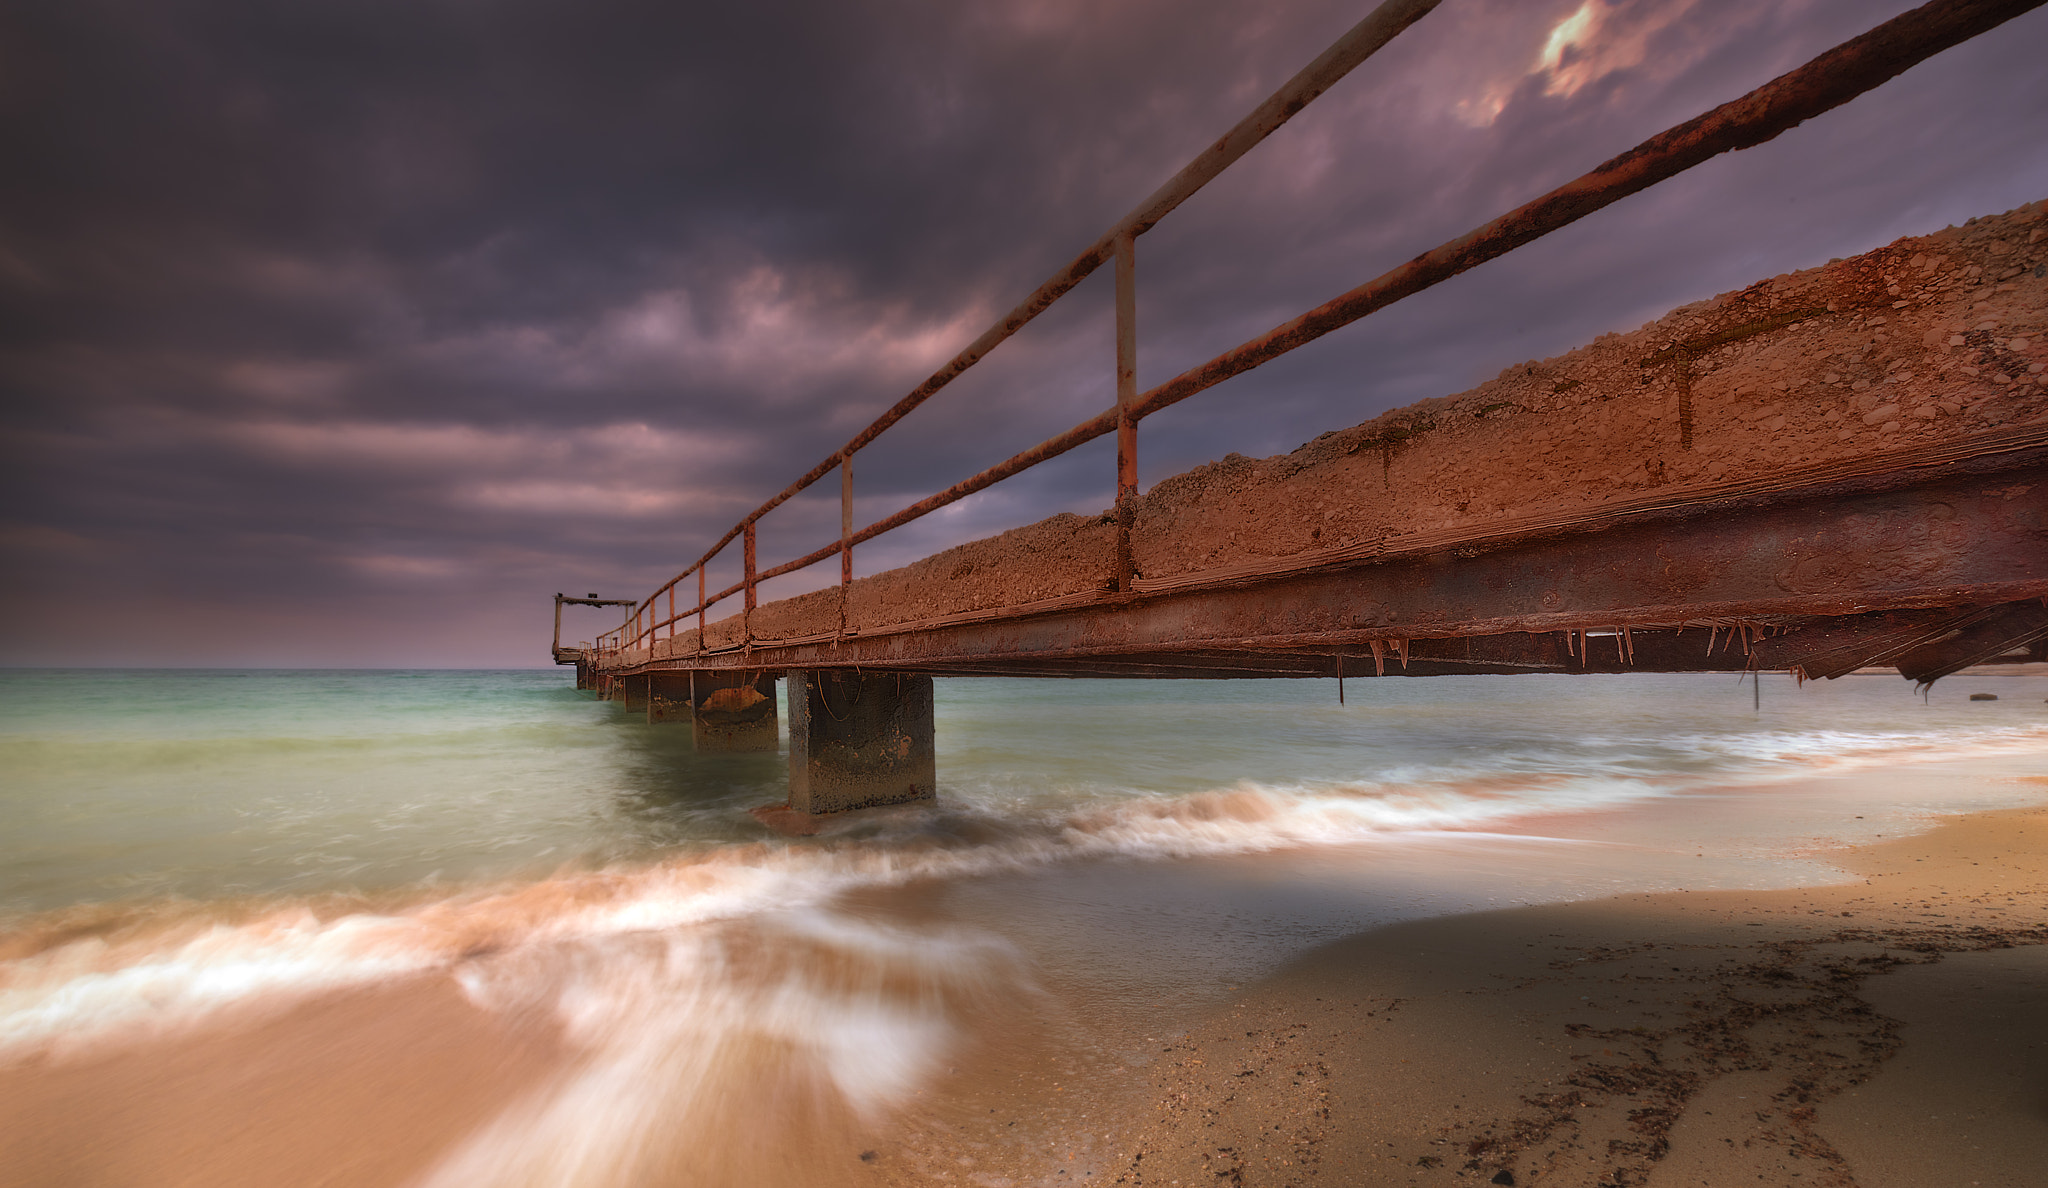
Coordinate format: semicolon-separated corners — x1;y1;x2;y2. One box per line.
864;799;2048;1187
5;777;2046;1188
0;975;567;1188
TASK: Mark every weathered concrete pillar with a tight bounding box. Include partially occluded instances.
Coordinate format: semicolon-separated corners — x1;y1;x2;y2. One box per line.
693;671;779;751
620;673;649;712
786;671;935;814
646;672;694;724
574;659;592;690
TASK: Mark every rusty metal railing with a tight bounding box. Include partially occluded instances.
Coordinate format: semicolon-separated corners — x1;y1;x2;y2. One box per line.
593;0;2040;662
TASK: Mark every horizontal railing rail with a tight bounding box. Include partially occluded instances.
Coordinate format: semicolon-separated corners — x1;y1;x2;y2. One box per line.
595;0;1444;655
592;0;2041;662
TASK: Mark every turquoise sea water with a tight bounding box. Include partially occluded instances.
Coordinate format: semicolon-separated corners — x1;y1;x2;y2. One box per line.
4;667;2046;916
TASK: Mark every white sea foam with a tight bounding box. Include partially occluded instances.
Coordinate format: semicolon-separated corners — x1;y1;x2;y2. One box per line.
0;775;1527;1058
422;910;1022;1188
7;716;2044;1064
1;684;2045;1184
0;910;447;1058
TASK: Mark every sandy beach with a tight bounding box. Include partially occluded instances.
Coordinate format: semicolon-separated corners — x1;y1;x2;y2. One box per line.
857;795;2048;1188
4;707;2045;1188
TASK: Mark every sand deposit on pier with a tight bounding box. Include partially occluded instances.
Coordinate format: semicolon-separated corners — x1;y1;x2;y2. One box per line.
664;200;2046;654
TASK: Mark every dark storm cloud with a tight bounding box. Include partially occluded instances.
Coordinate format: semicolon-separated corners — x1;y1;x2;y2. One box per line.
2;0;2044;664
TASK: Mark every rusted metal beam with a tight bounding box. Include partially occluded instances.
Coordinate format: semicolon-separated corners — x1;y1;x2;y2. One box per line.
739;0;2048;567
609;461;2047;677
840;455;853;588
603;614;2048;682
849;408;1118;547
1114;230;1139;593
900;652;1344;679
667;0;1444;585
839;634;1763;680
1889;602;2048;687
1129;0;2048;425
1119;0;1445;236
1753;606;1998;681
574;0;2041;662
742;522;758;651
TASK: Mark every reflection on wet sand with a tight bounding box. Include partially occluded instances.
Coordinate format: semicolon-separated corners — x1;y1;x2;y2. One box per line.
1;909;1028;1188
0;976;560;1188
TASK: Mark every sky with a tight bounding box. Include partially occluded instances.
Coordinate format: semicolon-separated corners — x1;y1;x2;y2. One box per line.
2;0;2045;668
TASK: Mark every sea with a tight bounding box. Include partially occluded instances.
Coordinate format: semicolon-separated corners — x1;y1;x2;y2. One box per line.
2;666;2045;1187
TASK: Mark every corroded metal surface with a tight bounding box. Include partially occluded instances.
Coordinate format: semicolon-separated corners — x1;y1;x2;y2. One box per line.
1885;601;2048;686
689;670;779;752
1128;0;2048;427
593;459;2045;679
594;0;2045;657
615;0;1445;644
571;0;2047;677
785;672;936;814
552;593;635;664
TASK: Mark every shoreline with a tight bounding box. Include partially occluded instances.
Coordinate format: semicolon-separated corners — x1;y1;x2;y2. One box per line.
4;759;2046;1187
867;796;2048;1187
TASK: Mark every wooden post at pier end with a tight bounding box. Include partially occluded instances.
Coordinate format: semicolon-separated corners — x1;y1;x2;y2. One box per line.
691;670;779;751
784;671;936;815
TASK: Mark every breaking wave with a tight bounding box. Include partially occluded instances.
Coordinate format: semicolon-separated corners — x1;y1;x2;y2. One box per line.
7;712;2047;1065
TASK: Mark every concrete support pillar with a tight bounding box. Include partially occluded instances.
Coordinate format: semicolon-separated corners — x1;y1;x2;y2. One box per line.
786;671;935;814
646;672;694;725
620;674;649;712
574;659;593;691
693;671;779;751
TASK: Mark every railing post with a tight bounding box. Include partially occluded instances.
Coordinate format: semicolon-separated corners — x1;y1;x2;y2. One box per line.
743;521;757;642
840;454;854;632
667;584;675;651
697;567;707;652
840;455;854;585
1114;229;1138;593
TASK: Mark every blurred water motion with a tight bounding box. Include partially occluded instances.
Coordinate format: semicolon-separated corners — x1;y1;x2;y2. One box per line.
2;667;2045;1184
